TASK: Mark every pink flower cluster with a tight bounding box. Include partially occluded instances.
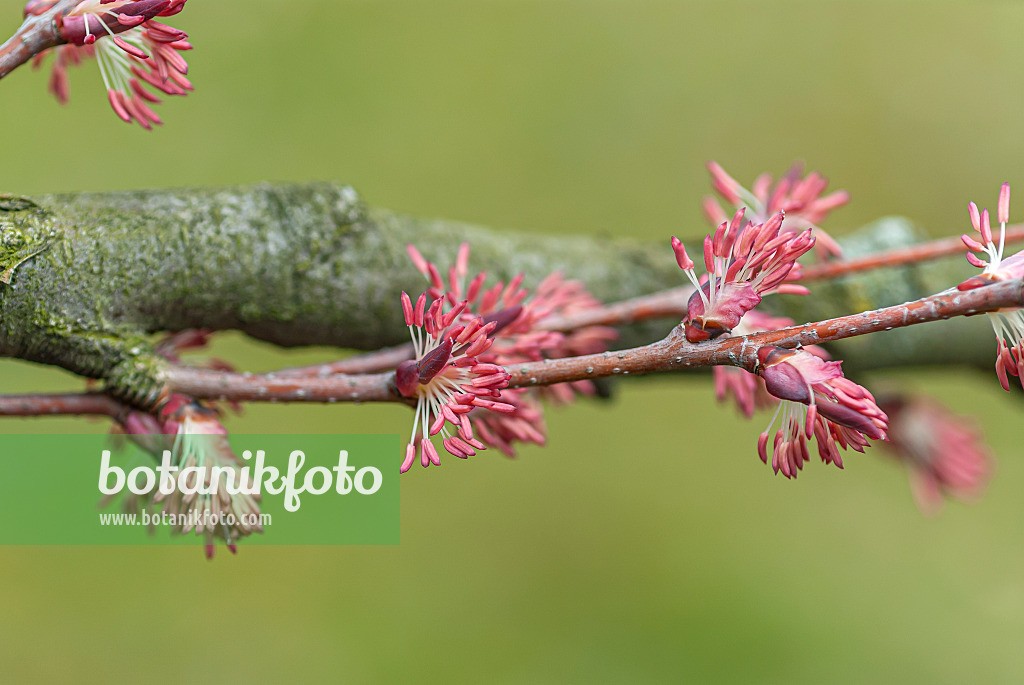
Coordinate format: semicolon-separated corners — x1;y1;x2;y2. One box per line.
878;395;991;515
403;243;615;461
407;243;616;374
31;0;192;129
711;311;827;418
703;161;848;259
671;208;814;342
756;346;888;478
117;393;262;559
958;183;1024;391
395;292;516;472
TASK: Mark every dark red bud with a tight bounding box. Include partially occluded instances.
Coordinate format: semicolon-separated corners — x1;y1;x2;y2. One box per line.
684;319;728;343
417;338;453;383
761;356;812;404
395;360;419;397
483;305;523;335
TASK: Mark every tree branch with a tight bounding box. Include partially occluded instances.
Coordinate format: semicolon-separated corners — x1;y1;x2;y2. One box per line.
509;279;1021;387
271;285;694;377
0;184;1000;407
0;391;123;418
0;1;73;79
137;279;1020;405
800;224;1024;282
165;367;400;404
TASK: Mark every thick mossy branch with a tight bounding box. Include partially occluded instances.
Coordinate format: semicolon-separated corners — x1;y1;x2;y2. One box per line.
0;182;992;405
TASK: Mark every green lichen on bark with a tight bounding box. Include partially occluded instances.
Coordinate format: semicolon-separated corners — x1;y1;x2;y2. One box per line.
0;181;994;407
0;195;54;284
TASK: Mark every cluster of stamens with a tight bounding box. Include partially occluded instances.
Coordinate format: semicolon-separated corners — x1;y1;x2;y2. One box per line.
31;0;192;128
755;347;888;478
671;208;814;342
958;183;1024;391
395;292;515;473
703;160;848;258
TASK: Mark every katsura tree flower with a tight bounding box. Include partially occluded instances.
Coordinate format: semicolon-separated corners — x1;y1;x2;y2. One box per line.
407;241;616;416
406;242;616;364
755;346;888;478
32;0;192;129
56;0;187;46
703;161;848;259
671;209;814;343
395;292;518;473
878;395;991;515
958;183;1024;391
156;396;262;559
115;394;262;559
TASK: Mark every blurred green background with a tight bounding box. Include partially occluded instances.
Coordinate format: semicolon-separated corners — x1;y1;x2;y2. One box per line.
2;0;1024;682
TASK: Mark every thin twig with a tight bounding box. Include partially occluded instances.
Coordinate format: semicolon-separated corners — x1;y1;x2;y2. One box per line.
0;392;123;418
270;286;694;378
4;280;1019;415
0;1;73;79
536;286;692;332
508;280;1022;386
800;224;1024;282
273;344;416;378
169;279;1023;403
165;368;401;403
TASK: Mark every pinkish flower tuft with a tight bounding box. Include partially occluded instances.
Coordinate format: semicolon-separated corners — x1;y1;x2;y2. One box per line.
703;161;848;259
755;346;888;478
878;395;991;515
407;241;616;421
957;183;1024;391
396;291;518;473
34;0;192;129
57;1;186;47
113;393;262;558
671;209;814;343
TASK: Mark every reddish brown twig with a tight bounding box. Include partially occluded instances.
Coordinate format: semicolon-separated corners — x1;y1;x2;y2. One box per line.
170;279;1023;403
270;286;695;378
4;280;1020;416
800;224;1024;282
0;1;73;80
0;392;124;418
165;368;402;404
273;344;416;378
536;286;692;332
509;280;1023;387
